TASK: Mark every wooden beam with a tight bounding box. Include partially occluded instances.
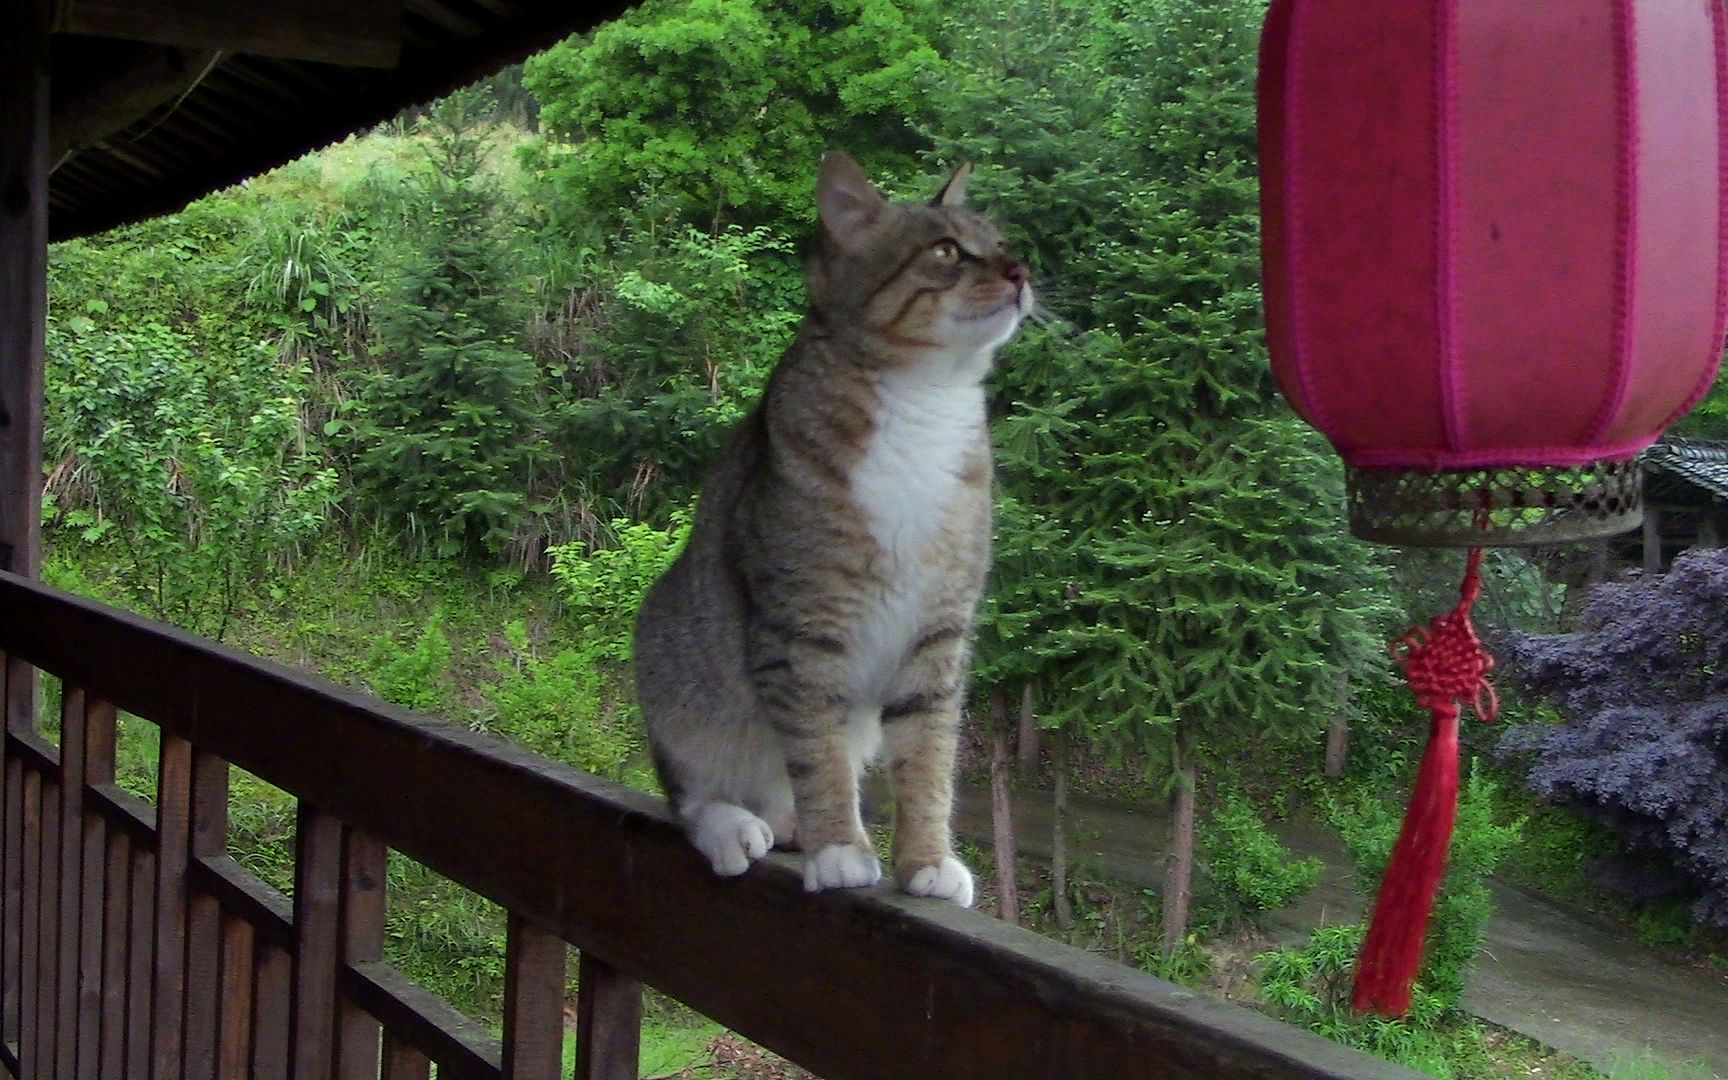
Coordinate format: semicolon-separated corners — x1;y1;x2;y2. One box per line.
0;0;49;580
49;44;219;166
57;0;404;69
1643;504;1663;574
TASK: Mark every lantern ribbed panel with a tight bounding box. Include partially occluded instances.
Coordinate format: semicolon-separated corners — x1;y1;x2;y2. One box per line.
1260;0;1728;473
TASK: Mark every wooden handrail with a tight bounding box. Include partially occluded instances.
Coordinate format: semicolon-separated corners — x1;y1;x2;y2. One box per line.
0;570;1420;1079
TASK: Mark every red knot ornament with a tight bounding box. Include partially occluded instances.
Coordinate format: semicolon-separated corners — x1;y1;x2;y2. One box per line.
1351;546;1497;1016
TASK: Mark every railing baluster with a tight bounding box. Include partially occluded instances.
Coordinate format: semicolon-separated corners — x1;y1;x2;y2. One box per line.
54;685;84;1078
125;847;156;1080
184;749;229;1077
381;1030;431;1080
18;769;39;1080
502;914;565;1080
573;952;642;1080
289;804;341;1080
217;914;255;1080
75;696;116;1080
36;775;59;1080
99;829;128;1079
335;828;386;1080
251;942;291;1080
1;652;27;1047
152;733;192;1080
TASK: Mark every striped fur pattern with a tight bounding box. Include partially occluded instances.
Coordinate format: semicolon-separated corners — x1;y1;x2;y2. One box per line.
633;152;1032;903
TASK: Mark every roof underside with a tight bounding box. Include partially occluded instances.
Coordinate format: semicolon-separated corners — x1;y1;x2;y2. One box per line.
48;0;632;242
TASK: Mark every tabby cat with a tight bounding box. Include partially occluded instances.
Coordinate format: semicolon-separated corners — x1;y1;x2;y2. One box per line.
633;151;1031;904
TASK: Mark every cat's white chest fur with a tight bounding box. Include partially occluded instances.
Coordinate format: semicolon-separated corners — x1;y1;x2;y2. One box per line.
847;365;985;698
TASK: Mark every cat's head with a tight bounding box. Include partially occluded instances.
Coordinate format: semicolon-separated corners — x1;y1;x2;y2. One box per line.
809;152;1032;369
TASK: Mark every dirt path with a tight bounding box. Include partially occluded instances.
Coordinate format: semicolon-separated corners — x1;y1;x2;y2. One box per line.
952;784;1728;1077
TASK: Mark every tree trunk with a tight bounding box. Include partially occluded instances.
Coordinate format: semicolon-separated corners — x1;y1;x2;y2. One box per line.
1015;681;1039;778
1324;670;1350;780
988;687;1020;925
1051;730;1073;931
1161;740;1197;958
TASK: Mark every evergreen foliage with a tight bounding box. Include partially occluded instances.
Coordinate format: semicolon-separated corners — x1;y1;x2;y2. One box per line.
934;0;1395;791
354;95;547;558
521;0;943;234
1500;549;1728;929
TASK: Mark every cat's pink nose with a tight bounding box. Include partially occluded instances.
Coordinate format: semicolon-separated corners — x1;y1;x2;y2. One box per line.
1002;260;1029;286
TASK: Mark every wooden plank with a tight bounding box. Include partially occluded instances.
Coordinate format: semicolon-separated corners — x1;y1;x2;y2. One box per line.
98;831;129;1080
57;0;405;68
289;804;340;1080
217;915;255;1080
4;730;54;775
188;854;293;949
88;781;156;845
1;752;20;1045
183;750;230;1078
75;697;117;1080
36;777;59;1080
1;655;27;1045
54;686;85;1079
0;572;1425;1080
573;952;641;1080
125;847;156;1080
340;962;500;1078
18;771;39;1080
151;733;191;1080
381;1031;431;1080
251;943;291;1080
335;829;386;1080
49;44;219;163
501;915;564;1080
0;0;48;582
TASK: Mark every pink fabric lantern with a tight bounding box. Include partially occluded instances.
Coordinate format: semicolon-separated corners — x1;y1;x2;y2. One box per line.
1258;0;1728;1015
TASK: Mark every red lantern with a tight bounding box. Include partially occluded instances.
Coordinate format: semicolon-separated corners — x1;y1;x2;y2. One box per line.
1258;0;1727;1015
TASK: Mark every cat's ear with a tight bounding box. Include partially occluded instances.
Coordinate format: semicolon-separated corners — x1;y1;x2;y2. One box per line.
817;151;885;248
932;162;972;208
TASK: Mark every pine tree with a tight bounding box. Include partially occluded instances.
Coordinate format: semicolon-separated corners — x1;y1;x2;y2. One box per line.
933;0;1396;952
356;93;547;559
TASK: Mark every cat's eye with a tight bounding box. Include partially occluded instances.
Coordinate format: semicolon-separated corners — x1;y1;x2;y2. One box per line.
931;239;960;262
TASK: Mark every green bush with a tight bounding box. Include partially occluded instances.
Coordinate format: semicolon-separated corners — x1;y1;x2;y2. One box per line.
367;612;454;713
1329;763;1524;1010
1201;794;1323;929
547;514;689;663
481;620;640;783
1256;924;1492;1077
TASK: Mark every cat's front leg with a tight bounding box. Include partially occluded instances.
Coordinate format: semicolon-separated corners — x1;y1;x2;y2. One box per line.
881;675;974;907
754;647;881;892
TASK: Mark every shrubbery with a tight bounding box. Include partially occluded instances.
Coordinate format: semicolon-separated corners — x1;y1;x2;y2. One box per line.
1500;548;1728;930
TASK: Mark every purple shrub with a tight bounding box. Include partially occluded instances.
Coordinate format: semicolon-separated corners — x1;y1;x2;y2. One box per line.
1498;549;1728;928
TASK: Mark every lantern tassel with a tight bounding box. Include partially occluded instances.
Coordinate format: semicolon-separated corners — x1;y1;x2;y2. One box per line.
1352;546;1497;1016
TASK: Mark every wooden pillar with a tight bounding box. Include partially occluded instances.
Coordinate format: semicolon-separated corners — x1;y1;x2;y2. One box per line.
1643;505;1663;575
0;0;50;581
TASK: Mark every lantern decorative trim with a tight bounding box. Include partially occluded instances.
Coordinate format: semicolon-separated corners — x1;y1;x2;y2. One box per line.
1346;460;1642;548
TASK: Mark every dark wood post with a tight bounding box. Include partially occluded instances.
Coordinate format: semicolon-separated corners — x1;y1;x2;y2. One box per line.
0;0;49;581
1643;505;1663;574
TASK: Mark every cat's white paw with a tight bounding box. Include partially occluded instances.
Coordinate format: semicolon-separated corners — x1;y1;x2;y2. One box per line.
803;843;882;893
690;803;774;877
903;856;975;907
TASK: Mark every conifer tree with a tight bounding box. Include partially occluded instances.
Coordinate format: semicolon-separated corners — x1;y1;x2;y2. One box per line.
934;0;1394;951
356;92;547;559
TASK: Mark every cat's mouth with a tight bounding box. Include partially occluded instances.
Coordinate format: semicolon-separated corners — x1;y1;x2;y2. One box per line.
959;289;1031;324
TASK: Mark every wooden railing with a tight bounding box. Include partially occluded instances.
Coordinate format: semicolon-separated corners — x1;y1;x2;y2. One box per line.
0;570;1419;1080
